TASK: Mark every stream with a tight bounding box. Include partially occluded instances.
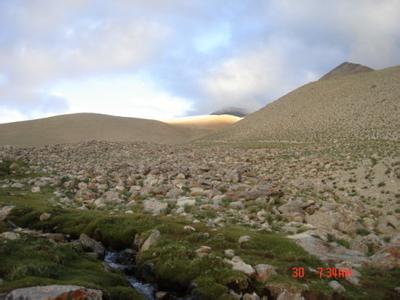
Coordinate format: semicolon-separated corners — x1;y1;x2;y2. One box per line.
104;251;156;300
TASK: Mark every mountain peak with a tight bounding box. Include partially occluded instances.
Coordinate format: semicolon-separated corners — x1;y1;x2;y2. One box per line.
320;62;374;80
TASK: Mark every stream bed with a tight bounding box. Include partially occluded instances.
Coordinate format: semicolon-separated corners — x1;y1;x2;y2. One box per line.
104;251;156;300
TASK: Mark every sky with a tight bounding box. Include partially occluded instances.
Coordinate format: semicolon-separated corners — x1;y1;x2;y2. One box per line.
1;0;400;123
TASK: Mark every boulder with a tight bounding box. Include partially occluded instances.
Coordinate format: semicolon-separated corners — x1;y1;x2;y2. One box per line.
10;182;24;189
224;249;235;258
254;264;277;282
39;212;51;221
31;186;41;193
0;232;20;240
195;246;211;257
140;229;161;252
5;285;102;300
369;242;400;269
328;280;346;294
224;256;255;276
238;235;251;245
377;215;399;234
289;232;368;265
183;225;196;232
143;199;168;215
79;233;105;259
0;206;14;222
176;197;196;207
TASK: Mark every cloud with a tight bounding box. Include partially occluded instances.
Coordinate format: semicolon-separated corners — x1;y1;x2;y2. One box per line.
0;0;171;122
199;37;319;113
50;75;192;120
267;0;400;68
0;0;400;122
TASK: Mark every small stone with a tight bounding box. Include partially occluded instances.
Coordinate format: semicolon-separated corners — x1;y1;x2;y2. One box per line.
243;293;260;300
31;186;41;193
224;256;255;276
0;205;14;221
224;249;235;258
238;235;251;244
11;182;24;189
143;199;168;215
39;212;51;221
328;280;345;294
0;232;20;240
79;233;105;259
184;225;196;232
78;182;88;190
254;264;277;282
196;246;211;257
155;291;168;299
177;197;196;207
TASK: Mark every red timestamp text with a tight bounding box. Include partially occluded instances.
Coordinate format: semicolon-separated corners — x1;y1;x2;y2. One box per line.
291;267;352;279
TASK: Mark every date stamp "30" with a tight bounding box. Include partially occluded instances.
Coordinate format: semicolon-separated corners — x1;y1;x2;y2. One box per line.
291;267;352;279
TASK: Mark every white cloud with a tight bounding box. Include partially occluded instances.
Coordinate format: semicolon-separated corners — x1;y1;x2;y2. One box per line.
0;107;28;124
200;38;318;112
270;0;400;68
50;75;193;120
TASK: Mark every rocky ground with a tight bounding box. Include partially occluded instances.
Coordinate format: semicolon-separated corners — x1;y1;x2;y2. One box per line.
0;140;399;299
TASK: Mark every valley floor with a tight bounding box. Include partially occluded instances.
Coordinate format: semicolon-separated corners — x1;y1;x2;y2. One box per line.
0;140;399;299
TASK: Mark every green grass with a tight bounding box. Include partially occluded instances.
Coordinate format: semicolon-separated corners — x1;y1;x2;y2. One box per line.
0;236;144;299
0;159;44;179
1;186;399;299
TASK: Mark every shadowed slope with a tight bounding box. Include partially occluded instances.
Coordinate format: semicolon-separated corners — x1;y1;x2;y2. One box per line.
0;113;205;146
205;65;400;143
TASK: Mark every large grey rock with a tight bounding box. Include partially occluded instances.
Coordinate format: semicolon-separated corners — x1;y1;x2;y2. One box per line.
289;232;369;265
5;285;102;300
79;233;105;259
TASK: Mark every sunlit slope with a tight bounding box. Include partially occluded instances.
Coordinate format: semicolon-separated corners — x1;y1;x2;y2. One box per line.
205;65;400;143
165;114;242;130
0;113;205;146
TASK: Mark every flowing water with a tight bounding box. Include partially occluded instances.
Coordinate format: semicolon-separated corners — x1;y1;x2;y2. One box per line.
104;251;156;300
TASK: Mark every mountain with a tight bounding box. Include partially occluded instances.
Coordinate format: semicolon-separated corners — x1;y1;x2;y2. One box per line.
0;113;206;147
210;107;248;117
165;114;242;130
205;64;400;143
320;62;374;80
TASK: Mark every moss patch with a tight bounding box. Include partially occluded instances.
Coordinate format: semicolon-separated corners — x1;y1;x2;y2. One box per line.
0;236;144;299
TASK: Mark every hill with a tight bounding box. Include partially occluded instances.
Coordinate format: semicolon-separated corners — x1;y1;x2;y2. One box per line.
165;114;241;130
320;62;374;80
204;64;400;143
210;107;248;117
0;113;205;146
